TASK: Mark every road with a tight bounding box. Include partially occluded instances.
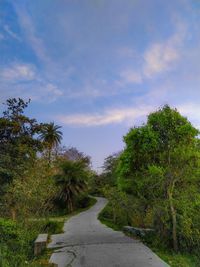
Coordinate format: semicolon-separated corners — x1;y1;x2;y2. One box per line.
48;197;169;267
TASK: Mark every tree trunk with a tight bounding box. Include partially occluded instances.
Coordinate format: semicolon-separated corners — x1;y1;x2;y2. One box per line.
48;148;51;165
11;208;16;220
168;183;178;252
167;150;178;252
67;197;73;213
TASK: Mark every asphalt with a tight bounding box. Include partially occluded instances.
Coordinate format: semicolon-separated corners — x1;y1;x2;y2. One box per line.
48;197;169;267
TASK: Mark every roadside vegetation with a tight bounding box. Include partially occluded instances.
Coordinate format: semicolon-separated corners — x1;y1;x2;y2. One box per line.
0;98;96;266
1;99;200;267
96;105;200;266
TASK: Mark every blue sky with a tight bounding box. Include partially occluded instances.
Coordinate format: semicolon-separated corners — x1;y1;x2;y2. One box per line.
1;0;200;170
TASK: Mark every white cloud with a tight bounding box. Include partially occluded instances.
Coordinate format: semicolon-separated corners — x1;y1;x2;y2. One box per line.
57;105;153;127
120;69;142;84
118;17;187;84
143;18;186;78
0;80;63;104
143;43;179;78
0;63;36;81
4;25;21;42
0;62;63;103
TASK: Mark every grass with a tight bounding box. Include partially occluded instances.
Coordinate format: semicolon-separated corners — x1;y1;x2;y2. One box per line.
29;250;53;267
154;250;200;267
98;203;200;267
98;217;122;231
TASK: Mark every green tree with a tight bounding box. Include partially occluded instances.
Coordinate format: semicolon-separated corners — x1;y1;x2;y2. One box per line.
39;122;62;163
103;186;134;226
54;160;88;212
3;159;56;220
118;105;200;252
101;153;120;187
0;98;43;196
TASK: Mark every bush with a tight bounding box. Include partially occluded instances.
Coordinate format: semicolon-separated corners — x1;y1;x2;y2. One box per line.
99;203;113;221
0;218;19;242
43;220;63;235
0;218;27;266
0;218;47;267
75;194;91;209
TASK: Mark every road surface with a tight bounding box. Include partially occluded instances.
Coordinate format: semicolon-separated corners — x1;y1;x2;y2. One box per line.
48;197;169;267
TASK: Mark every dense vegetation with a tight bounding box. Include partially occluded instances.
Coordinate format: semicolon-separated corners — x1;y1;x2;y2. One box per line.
0;98;94;266
1;99;200;266
97;105;200;266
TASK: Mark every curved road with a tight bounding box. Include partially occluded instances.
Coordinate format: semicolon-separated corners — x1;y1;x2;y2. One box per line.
48;197;168;267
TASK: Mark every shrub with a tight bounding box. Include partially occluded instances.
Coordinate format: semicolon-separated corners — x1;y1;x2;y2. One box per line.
0;218;47;266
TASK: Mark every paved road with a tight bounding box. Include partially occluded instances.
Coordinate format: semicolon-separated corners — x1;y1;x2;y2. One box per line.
48;197;169;267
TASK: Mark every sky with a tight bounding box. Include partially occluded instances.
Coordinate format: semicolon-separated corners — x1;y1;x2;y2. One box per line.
1;0;200;171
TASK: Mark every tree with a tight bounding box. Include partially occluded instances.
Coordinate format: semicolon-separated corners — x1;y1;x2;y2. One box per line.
0;98;43;196
118;105;200;252
39;122;62;163
147;105;199;251
54;160;88;212
101;152;120;187
3;159;56;220
103;186;134;226
58;146;91;166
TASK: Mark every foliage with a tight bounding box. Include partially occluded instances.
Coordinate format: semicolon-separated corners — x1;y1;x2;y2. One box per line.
0;98;94;266
0;98;43;196
58;146;91;166
0;218;46;267
101;153;120;187
154;250;200;267
1;159;57;220
39;122;62;163
102;186;134;226
117;105;200;253
88;153;120;195
0;218;19;242
74;193;94;209
54;159;89;212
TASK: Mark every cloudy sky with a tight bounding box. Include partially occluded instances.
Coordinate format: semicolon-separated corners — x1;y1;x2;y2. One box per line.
1;0;200;170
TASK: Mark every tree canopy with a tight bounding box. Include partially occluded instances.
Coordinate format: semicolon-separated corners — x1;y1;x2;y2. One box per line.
0;98;43;195
117;105;200;252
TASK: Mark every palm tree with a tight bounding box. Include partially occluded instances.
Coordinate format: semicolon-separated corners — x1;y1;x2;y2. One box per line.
40;122;62;163
54;160;88;212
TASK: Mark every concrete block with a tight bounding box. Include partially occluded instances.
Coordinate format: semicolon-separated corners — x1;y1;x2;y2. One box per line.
34;233;48;256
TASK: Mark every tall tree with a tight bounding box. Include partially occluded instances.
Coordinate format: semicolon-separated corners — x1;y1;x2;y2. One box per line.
39;122;62;163
0;98;42;195
118;105;200;252
100;152;121;188
54;160;88;212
